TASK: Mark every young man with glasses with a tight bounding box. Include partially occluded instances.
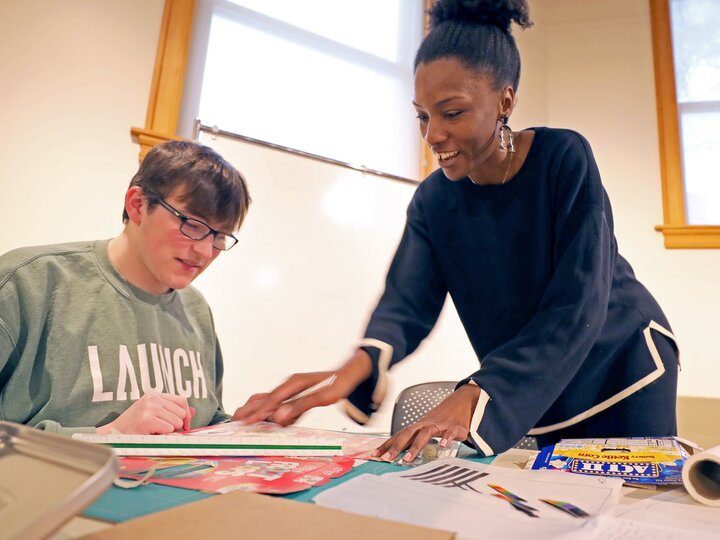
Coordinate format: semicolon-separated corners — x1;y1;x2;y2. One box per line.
0;141;251;435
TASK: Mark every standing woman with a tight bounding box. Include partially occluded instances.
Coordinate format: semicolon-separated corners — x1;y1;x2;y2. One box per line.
234;0;679;462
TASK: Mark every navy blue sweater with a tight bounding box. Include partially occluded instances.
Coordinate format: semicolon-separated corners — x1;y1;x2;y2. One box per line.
347;127;677;455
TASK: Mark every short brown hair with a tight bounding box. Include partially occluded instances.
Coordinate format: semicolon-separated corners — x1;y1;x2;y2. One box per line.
123;140;251;231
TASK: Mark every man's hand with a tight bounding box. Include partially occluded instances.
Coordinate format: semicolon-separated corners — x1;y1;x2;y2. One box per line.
97;392;195;435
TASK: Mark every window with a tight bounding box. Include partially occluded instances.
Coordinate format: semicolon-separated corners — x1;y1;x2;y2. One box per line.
668;0;720;224
177;0;424;180
650;0;720;247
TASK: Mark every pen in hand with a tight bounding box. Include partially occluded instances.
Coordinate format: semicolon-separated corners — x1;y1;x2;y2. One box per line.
291;374;337;401
252;374;339;426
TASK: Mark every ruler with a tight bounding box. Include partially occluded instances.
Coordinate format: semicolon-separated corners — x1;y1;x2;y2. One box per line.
73;433;344;457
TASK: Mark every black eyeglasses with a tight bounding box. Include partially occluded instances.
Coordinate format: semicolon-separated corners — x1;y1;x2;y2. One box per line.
144;190;238;251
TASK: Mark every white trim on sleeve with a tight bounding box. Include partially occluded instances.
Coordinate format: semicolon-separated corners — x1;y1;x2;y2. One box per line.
359;338;393;408
342;399;370;425
467;380;494;456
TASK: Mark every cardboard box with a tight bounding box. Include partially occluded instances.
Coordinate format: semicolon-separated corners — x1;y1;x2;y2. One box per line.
79;490;455;540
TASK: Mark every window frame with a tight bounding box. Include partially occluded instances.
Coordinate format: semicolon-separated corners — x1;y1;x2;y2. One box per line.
650;0;720;248
133;0;435;179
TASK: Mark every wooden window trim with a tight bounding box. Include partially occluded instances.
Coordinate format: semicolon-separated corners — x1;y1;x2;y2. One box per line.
419;0;438;179
131;0;195;159
650;0;720;248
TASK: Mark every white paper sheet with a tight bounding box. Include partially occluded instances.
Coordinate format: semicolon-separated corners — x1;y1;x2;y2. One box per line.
314;457;623;540
611;488;720;538
590;516;715;540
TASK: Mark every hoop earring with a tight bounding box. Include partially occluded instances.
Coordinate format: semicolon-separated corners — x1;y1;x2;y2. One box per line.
498;115;515;153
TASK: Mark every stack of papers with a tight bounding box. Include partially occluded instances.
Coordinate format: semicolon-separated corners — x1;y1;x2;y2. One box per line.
314;457;623;540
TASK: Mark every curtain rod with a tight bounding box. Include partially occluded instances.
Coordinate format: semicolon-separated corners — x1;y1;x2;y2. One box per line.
192;119;420;186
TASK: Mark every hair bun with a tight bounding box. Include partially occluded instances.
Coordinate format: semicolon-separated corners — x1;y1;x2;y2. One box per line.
429;0;532;33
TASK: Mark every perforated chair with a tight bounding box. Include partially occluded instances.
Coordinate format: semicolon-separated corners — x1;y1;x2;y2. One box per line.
391;381;456;435
390;381;538;451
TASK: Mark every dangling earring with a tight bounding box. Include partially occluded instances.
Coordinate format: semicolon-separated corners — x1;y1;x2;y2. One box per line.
498;114;515;153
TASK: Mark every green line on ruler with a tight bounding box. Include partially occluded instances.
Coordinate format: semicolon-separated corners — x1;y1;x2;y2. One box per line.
106;443;342;450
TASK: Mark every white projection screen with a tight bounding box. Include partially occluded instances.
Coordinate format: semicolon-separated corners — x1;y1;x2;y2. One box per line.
194;129;477;431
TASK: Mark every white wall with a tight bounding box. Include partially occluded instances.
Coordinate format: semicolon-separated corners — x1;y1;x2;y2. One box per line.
0;0;717;433
0;0;164;253
192;131;479;432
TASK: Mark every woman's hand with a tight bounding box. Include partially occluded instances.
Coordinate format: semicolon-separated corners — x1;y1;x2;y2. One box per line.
372;383;481;464
97;392;196;435
232;349;373;425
